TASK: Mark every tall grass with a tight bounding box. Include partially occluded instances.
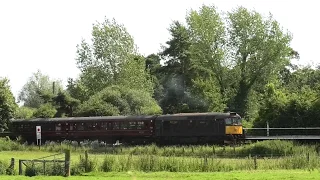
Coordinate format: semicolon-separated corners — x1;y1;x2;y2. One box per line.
1;137;319;158
72;153;320;173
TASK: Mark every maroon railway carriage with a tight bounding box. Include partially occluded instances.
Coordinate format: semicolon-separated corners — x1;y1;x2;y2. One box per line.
10;115;157;144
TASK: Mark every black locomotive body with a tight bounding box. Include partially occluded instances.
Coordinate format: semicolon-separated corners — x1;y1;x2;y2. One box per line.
9;112;244;145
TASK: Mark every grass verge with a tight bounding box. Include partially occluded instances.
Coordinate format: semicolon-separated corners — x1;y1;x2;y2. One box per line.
0;170;320;180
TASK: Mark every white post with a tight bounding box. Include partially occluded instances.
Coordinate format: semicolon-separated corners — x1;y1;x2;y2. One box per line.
36;126;41;146
267;121;269;137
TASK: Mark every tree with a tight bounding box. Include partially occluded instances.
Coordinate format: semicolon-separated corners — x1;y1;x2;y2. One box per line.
160;21;197;113
75;18;137;95
116;55;154;94
226;7;296;117
185;5;228;111
0;78;18;130
18;70;63;108
187;5;227;96
161;21;192;88
159;6;227;113
145;54;164;101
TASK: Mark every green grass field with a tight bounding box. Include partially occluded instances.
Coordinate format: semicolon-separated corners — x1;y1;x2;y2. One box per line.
0;170;320;180
1;139;320;178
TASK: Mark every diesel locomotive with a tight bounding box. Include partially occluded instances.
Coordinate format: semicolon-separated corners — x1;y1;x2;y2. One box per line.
9;112;244;145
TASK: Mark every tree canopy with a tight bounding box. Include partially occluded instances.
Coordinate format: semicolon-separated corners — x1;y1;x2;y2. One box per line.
0;78;18;130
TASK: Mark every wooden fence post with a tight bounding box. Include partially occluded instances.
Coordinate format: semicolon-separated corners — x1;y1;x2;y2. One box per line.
19;160;23;175
85;150;88;172
6;158;15;175
254;156;257;170
64;149;70;177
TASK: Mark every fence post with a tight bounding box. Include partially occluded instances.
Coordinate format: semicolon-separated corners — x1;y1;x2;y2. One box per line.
85;150;88;172
254;156;257;170
267;121;269;137
19;160;23;175
64;149;71;177
43;161;46;175
7;158;15;175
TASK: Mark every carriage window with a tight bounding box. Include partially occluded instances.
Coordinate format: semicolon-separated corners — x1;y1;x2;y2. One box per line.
113;122;119;130
102;122;108;130
137;121;144;129
77;123;84;130
120;121;128;130
70;123;74;131
55;123;61;131
128;122;136;129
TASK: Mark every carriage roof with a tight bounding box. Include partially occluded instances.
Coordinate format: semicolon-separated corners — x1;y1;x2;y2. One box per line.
10;112;240;123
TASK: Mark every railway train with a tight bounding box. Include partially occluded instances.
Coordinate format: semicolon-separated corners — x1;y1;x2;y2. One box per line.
8;112;244;145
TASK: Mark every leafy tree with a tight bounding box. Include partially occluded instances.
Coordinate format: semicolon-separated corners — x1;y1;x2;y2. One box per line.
161;21;192;87
185;5;228;112
187;5;227;96
160;21;198;113
18;70;63;108
0;78;18;130
116;55;154;94
75;18;137;95
75;85;162;117
226;7;296;117
160;6;227;113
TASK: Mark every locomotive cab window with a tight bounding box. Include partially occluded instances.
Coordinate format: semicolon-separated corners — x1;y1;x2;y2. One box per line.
225;117;242;125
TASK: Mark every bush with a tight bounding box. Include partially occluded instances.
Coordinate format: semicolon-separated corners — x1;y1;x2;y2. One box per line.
101;155;115;172
74;151;97;173
0;160;9;175
33;103;57;118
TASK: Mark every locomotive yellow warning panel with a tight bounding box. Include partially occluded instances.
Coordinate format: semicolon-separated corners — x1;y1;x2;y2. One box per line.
225;126;243;135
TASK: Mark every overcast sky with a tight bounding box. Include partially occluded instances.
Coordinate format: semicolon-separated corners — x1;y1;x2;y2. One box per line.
0;0;319;100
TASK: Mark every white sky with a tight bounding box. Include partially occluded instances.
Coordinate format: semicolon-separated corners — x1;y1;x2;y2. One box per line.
0;0;319;100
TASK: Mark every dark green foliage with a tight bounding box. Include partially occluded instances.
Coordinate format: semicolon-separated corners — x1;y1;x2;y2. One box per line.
254;74;320;128
25;165;38;177
53;91;80;117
